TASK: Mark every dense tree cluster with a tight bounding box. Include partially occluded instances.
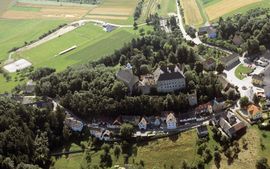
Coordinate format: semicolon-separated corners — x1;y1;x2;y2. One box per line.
96;30;196;75
203;8;270;55
134;0;144;21
34;30;222;119
30;67;56;81
0;97;66;169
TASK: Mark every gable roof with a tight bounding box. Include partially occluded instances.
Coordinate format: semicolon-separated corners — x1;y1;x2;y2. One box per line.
139;117;147;126
247;104;261;116
154;65;185;82
166;113;176;123
220;53;239;64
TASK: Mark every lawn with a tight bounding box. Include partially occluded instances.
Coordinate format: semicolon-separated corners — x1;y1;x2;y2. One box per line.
54;130;200;169
15;23;145;72
235;64;254;80
9;5;41;12
255;126;270;162
0;19;67;62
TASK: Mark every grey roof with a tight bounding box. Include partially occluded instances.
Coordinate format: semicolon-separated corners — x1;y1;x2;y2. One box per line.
220;53;239;64
264;85;270;94
154;65;185;82
116;69;139;88
198;26;211;33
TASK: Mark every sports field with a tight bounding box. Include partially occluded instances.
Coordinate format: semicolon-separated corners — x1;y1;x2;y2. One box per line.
14;23;145;71
182;0;204;26
205;0;261;20
0;19;67;62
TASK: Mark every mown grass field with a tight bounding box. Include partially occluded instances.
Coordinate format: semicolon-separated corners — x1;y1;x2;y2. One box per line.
182;0;204;26
0;19;67;62
15;23;145;72
53;130;200;169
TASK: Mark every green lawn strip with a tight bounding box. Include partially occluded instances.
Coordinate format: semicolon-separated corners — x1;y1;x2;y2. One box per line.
235;64;253;80
201;0;221;7
0;19;67;61
9;5;41;12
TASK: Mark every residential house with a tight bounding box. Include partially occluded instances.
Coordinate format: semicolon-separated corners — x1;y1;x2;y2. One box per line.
188;90;198;106
198;26;211;36
122;115;141;125
153;117;161;126
252;74;263;87
65;117;84;132
211;98;226;113
197;125;209;138
116;63;139;93
232;34;243;46
153;65;186;93
24;80;36;94
207;27;217;39
101;130;112;141
219;111;247;138
247;104;262;121
220;53;240;70
138;74;156;94
202;58;216;71
138;117;147;130
166;113;177;129
195;102;212;115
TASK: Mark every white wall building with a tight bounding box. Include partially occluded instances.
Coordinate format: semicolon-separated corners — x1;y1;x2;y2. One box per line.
154;65;186;93
166;113;177;129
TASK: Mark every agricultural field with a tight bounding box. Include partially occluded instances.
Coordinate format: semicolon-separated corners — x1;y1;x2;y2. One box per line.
14;23;146;72
182;0;204;26
85;0;138;24
1;2;92;20
204;0;261;21
0;19;67;62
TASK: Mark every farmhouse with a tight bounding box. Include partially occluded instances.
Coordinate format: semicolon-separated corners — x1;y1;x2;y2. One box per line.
116;63;139;93
220;53;240;70
198;26;211;35
207;27;217;39
218;111;246;138
247;104;262;121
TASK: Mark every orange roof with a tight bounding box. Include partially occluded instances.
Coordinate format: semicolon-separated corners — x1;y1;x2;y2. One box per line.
247;104;261;116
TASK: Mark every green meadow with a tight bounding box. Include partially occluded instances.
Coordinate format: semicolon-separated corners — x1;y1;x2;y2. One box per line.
15;23;148;72
0;19;67;62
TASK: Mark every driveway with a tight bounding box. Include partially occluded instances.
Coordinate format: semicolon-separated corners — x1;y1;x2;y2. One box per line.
224;57;264;97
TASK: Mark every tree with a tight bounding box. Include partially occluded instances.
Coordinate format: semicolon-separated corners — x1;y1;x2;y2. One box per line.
133;22;138;30
253;94;260;105
33;132;49;167
85;149;92;169
240;96;249;108
256;157;270;169
195;62;203;74
114;145;121;159
216;63;225;74
120;123;135;139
